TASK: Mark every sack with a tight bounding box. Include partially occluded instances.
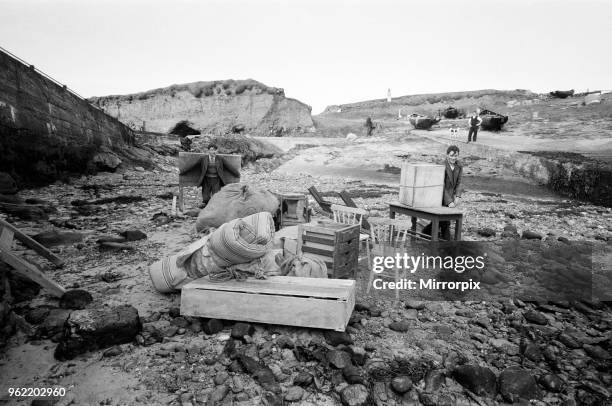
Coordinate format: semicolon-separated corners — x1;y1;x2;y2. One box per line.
281;254;328;278
208;212;275;268
196;183;279;232
209;250;283;281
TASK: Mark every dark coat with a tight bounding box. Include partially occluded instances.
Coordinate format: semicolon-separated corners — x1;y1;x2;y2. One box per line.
195;155;240;187
443;160;463;206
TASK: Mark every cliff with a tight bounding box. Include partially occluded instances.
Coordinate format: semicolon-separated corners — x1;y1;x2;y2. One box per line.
0;48;143;185
89;80;315;136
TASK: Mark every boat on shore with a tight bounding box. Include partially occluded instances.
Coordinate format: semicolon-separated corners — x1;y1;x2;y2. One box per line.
549;89;574;99
408;114;441;130
479;109;508;131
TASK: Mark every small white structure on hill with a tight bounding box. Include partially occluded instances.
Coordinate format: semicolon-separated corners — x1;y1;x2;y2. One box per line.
387;88;392;102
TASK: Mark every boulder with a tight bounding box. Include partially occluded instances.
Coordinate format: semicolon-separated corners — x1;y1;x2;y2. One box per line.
59;290;93;310
32;230;84;247
341;384;369;406
54;305;141;360
452;364;497;397
0;172;17;194
498;367;541;403
92;151;122;171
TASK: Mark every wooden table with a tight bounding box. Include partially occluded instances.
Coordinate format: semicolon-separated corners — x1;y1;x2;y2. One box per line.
389;202;463;241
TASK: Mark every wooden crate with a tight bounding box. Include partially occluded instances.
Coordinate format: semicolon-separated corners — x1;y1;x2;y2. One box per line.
180;276;355;331
399;163;444;207
298;221;360;279
274;193;310;228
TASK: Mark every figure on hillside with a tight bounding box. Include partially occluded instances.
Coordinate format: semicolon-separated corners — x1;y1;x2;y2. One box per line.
467;109;482;143
182;145;240;206
365;117;375;137
423;145;463;240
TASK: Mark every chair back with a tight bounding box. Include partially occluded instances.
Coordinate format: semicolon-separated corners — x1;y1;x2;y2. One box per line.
331;204;367;228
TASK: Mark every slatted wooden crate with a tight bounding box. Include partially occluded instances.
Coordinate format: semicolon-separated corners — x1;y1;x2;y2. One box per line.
297;222;360;279
180;276;355;331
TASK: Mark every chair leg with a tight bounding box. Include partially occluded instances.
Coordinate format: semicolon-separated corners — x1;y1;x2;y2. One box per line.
394;266;400;303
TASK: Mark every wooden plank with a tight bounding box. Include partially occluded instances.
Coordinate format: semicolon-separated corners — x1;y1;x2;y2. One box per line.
308;186;333;213
0;227;14;250
184;276;353;299
181;286;354;331
303;234;334;245
0;219;64;267
302;245;334;257
0;250;65;297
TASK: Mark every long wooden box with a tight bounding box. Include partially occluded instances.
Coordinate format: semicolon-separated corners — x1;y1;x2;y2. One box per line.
180;276;355;331
299;222;360;279
399;163;444;207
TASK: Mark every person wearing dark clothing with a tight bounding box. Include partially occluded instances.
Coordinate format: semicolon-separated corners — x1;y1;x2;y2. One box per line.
467;110;482;143
440;145;463;240
365;117;375;136
424;145;463;240
182;145;240;205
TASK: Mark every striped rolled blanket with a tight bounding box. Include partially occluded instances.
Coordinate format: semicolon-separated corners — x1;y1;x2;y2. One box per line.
207;211;275;268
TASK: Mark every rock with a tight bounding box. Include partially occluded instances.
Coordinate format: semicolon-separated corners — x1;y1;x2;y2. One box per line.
583;344;610;360
404;299;426;310
0;202;47;220
452;364;497;397
38;309;71;338
539;374;564;393
231;322;254;340
207;384;229;404
455;309;476;318
558;331;582;349
276;335;294;349
324;330;353;346
522;230;543;240
203;319;224;335
0;172;17;194
119;229;147;241
92;151;122;171
237;354;280;393
327;350;353;369
340;384;369;406
343;365;365;384
103;346;123;357
424;369;445;392
354;302;372;313
521;341;542;362
25;307;51;324
59;289;93;310
293;371;313;387
391;376;413;394
54;305;141;360
214;371;229;385
170;317;189;328
138;324;162;346
389;321;411;332
523;310;548;325
349;346;367;366
558;236;570;244
284;386;304;402
498;367;541;403
261;392;283;406
97;241;135;251
168;307;181;318
477;228;496;237
32;230;84;247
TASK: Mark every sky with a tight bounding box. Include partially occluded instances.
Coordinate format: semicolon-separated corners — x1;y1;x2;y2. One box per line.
1;0;611;114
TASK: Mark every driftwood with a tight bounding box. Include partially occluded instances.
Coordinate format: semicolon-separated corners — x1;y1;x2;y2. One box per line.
0;202;48;220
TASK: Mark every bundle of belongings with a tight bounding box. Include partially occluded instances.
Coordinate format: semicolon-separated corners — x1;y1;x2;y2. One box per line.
196;183;279;232
149;212;329;293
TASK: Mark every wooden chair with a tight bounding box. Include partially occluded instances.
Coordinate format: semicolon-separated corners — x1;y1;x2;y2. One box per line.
331;204;371;271
366;220;409;303
308;186;333;213
0;219;65;297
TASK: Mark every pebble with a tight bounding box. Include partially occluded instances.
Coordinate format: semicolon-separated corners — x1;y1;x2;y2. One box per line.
523;310;548;325
390;376;413;394
340;384;369;406
452;364;497;396
498;367;542;403
389;321;411;332
327;350;353;369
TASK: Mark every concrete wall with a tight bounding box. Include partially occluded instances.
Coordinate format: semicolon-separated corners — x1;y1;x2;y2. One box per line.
0;49;135;184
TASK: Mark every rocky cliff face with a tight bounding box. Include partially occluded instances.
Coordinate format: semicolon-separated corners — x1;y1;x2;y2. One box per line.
89;80;315;136
0;49;140;185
